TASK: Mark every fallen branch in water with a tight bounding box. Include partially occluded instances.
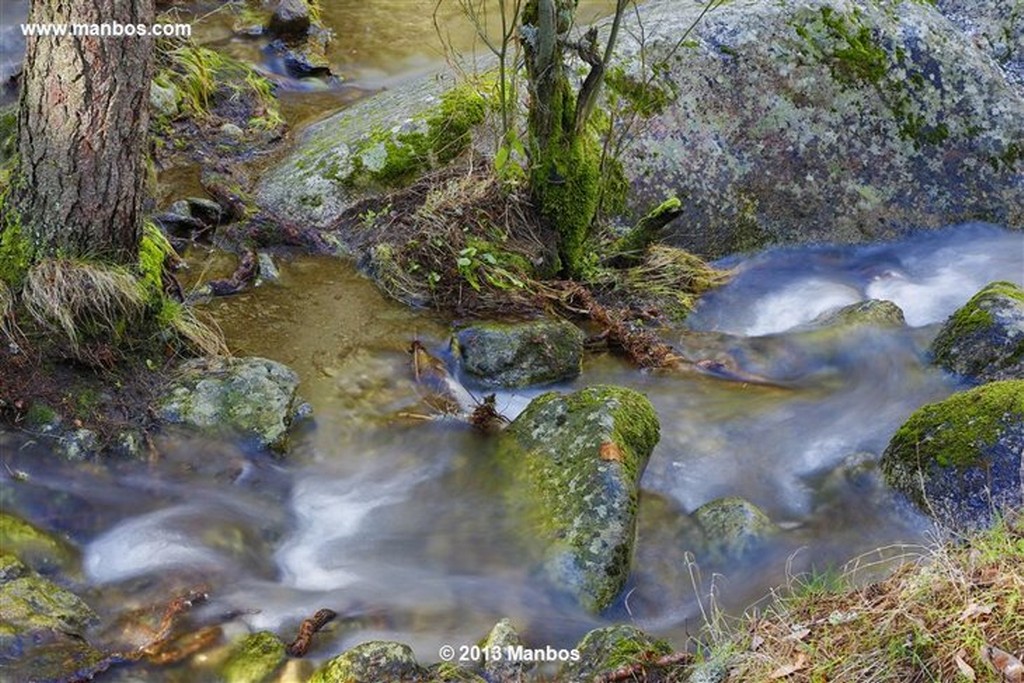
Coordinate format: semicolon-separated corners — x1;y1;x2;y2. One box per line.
593;651;694;682
286;608;338;657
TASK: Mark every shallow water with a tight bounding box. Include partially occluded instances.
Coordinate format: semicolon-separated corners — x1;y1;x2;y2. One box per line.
3;224;1022;679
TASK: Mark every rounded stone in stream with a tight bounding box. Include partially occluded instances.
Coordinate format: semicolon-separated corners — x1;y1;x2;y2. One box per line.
498;386;660;613
558;624;674;682
219;631;286;683
880;380;1024;529
309;641;426;683
266;0;311;39
454;318;584;388
930;281;1024;382
807;299;906;330
156;356;304;451
693;496;777;557
480;618;534;681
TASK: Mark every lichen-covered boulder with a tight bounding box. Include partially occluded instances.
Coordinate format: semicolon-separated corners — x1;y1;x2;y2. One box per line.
880;380;1024;529
614;0;1023;256
936;0;1023;89
930;281;1024;382
558;625;675;683
498;386;660;612
0;512;77;574
454;318;585;387
220;631;286;683
693;497;777;557
0;558;97;656
479;618;533;682
267;0;311;39
806;299;906;330
156;356;303;450
309;641;426;683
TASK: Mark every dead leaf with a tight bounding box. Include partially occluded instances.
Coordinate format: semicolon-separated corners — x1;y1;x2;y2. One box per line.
959;603;993;622
955;649;976;681
783;627;811;642
599;442;624;463
750;634;765;651
981;643;1024;683
769;653;808;679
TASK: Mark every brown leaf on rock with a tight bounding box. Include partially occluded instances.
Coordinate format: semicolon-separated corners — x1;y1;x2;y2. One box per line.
769;652;808;679
599;441;624;462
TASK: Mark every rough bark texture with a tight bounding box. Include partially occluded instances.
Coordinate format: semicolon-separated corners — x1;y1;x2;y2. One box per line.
12;0;154;264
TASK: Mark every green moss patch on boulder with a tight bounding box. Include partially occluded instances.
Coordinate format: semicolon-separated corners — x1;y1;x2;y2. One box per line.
880;380;1024;528
219;631;287;683
0;512;78;574
558;624;675;682
0;570;96;656
156;356;303;451
497;386;660;612
453;318;584;388
807;299;907;330
309;641;426;683
930;281;1024;382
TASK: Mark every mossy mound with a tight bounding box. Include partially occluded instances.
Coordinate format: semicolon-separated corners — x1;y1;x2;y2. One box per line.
558;625;677;682
219;631;287;683
693;496;778;558
807;299;906;330
0;512;78;574
498;386;660;612
454;318;584;387
309;641;426;683
930;281;1024;382
880;380;1024;528
0;565;97;657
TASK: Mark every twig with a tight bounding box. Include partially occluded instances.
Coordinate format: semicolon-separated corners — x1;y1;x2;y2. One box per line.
593;651;694;682
286;608;338;657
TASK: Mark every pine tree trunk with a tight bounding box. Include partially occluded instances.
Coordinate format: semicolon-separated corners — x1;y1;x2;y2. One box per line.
13;0;154;265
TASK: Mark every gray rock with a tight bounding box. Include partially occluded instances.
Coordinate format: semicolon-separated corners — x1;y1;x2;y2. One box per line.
559;625;676;682
186;197;224;226
149;80;179;120
880;380;1024;529
267;0;311;39
58;428;98;461
497;386;660;612
688;659;730;683
930;281;1024;382
480;618;534;682
936;0;1024;89
309;641;425;683
454;318;584;387
614;0;1024;256
220;122;245;139
156;357;302;450
256;252;281;285
0;572;97;655
109;430;144;460
693;496;777;557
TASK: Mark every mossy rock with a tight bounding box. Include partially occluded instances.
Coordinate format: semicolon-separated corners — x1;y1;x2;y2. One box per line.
156;356;302;451
693;496;777;557
220;631;287;683
309;641;426;683
930;281;1024;382
0;104;16;164
806;299;906;330
0;512;78;574
0;573;96;655
880;380;1024;529
454;318;585;388
423;662;487;682
498;386;660;613
558;625;673;682
479;618;532;682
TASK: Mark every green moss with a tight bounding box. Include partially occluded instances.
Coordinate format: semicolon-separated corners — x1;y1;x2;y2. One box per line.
604;65;676;119
931;281;1022;362
220;631;286;683
137;223;170;300
0;513;77;573
0;105;16;164
0;202;32;287
887;381;1024;469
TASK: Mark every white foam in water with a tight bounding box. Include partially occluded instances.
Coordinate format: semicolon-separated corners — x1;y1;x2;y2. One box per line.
84;506;225;583
866;264;1011;327
745;280;861;336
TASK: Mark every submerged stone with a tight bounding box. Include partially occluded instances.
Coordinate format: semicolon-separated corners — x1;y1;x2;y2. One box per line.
880;380;1024;529
807;299;906;330
498;386;660;613
930;281;1024;382
156;356;303;450
693;496;777;557
0;573;96;653
309;641;426;683
454;318;585;387
0;512;77;574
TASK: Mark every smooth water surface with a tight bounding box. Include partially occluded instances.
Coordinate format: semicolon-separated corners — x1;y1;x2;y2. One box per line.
3;224;1022;679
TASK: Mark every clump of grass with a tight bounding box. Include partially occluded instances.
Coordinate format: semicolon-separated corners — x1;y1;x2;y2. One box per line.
22;258;145;354
724;514;1024;682
161;300;230;358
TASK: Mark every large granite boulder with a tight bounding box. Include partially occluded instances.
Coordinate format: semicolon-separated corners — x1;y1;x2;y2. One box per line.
613;0;1023;256
880;380;1024;529
497;386;660;613
156;356;304;450
453;318;585;388
930;281;1024;382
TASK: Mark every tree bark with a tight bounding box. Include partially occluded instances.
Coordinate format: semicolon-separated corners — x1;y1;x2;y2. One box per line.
12;0;154;265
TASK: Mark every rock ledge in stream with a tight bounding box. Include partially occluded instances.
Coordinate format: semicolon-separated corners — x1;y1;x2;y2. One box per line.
930;281;1024;382
156;357;303;450
498;386;660;613
880;380;1024;529
454;318;585;388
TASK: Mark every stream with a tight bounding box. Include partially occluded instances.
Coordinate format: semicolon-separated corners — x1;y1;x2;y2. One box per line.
2;1;1024;680
2;223;1022;680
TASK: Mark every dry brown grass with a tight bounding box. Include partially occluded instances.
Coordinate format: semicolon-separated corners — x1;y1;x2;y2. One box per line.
722;513;1024;682
22;258;146;354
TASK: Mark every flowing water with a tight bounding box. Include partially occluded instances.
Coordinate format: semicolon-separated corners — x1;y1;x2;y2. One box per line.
3;224;1022;680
